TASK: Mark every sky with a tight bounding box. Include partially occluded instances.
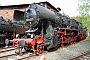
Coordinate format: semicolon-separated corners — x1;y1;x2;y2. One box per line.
0;0;80;17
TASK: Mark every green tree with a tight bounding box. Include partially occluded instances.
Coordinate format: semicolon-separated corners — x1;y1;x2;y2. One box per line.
71;0;90;40
77;0;90;31
78;0;90;15
78;0;90;40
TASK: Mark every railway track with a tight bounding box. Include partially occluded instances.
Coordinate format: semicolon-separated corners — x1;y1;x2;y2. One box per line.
0;53;16;58
0;46;13;49
0;48;15;53
0;40;88;60
0;52;36;60
0;46;17;60
18;54;35;60
70;50;90;60
0;46;50;60
18;51;48;60
17;44;71;60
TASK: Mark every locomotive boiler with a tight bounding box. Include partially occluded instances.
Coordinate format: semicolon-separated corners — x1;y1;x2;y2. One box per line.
5;3;88;54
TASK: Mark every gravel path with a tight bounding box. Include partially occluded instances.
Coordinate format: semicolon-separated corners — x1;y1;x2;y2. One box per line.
29;40;90;60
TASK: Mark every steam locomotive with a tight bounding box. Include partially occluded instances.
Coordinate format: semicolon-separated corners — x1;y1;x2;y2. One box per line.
5;3;88;54
0;16;28;44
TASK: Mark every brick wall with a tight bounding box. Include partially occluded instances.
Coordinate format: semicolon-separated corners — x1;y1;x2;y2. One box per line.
0;8;25;20
44;4;57;12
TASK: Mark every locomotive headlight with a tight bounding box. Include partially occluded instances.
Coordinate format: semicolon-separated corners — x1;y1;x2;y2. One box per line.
26;8;28;11
30;22;32;24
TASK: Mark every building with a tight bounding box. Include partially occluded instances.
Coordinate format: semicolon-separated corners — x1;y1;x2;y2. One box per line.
0;1;60;20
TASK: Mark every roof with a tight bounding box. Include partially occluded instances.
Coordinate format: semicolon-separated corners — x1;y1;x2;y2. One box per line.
0;1;59;12
39;1;59;12
0;4;30;9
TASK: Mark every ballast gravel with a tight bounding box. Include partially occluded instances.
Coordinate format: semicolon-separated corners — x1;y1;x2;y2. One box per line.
29;40;90;60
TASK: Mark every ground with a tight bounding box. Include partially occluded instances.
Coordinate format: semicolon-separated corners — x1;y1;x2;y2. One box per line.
30;40;90;60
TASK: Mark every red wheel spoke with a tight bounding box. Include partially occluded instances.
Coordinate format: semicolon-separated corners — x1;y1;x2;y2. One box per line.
38;45;44;54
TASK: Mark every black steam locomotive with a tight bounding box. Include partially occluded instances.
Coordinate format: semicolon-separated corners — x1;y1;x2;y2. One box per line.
0;16;28;44
24;4;87;49
5;3;88;54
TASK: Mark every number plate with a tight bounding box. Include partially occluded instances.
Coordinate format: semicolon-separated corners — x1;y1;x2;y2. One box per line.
26;18;33;21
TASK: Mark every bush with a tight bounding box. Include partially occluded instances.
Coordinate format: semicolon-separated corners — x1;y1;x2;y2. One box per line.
86;36;90;41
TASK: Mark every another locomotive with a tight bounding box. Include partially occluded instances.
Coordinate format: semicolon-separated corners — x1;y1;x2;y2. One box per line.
0;16;28;44
5;3;88;54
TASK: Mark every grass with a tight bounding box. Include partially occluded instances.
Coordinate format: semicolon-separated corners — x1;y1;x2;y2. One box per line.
86;36;90;41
